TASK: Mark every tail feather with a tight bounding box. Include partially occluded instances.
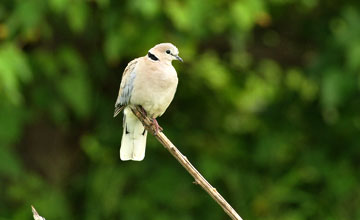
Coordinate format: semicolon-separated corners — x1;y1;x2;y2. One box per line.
120;107;147;161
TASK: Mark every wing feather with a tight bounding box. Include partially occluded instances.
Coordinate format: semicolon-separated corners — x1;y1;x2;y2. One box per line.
114;58;138;117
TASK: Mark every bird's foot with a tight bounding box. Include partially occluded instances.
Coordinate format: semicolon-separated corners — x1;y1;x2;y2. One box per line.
151;118;163;135
136;105;162;134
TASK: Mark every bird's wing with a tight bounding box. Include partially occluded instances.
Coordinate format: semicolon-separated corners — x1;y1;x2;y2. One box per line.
114;58;139;117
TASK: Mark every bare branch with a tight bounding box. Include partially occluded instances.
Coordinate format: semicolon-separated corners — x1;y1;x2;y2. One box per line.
131;106;243;220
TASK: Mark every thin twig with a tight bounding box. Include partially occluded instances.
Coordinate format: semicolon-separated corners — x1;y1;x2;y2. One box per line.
31;206;46;220
131;106;243;220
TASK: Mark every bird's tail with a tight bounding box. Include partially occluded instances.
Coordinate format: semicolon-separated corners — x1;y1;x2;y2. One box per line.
120;107;148;161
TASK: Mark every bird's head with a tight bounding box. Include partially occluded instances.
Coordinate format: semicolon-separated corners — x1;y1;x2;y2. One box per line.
148;43;183;63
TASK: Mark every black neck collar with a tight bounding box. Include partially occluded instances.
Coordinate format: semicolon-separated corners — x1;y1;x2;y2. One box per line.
148;52;159;61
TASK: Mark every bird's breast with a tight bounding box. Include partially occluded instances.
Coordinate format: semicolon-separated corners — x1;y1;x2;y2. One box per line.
130;64;178;118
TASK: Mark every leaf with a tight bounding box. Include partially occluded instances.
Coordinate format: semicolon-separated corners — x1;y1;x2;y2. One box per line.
0;43;32;104
321;69;356;109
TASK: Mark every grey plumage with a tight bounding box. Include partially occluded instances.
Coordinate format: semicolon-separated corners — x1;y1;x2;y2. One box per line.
119;68;136;105
114;59;138;117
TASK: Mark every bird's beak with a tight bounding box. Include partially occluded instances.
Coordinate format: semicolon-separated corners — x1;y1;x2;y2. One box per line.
174;55;183;62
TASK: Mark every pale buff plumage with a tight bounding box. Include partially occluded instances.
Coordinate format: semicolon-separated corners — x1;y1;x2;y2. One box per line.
114;43;182;161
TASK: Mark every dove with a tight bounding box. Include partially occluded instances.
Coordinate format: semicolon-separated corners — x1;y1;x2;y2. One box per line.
114;43;182;161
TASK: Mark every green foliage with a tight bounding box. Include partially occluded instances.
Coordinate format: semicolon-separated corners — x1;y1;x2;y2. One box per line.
0;0;360;219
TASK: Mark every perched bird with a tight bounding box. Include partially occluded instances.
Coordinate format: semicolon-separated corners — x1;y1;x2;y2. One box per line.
114;43;182;161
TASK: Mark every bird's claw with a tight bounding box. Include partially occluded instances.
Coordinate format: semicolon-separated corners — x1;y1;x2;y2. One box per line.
136;106;162;134
152;118;163;135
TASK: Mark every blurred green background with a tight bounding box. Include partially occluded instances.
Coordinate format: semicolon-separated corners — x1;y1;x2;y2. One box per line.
1;0;360;219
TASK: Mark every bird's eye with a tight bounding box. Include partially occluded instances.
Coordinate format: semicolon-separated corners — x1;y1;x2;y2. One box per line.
166;50;171;54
